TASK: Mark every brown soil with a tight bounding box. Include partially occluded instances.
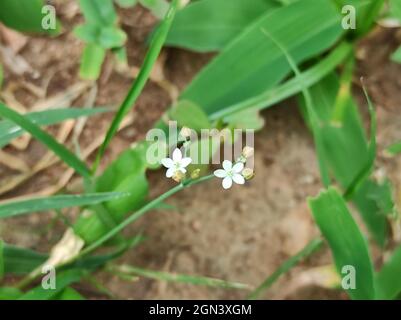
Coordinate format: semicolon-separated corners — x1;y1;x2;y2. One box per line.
0;2;401;300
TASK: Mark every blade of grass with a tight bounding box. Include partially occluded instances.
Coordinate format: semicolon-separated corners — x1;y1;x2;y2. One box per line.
0;240;4;281
0;192;129;219
0;102;91;179
344;85;377;200
375;244;401;299
93;0;179;173
18;269;85;300
261;28;330;187
247;238;323;300
386;141;401;156
209;42;352;121
309;187;375;300
109;264;250;290
0;107;110;148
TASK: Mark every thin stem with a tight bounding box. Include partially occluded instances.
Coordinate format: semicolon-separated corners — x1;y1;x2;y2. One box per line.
16;174;215;289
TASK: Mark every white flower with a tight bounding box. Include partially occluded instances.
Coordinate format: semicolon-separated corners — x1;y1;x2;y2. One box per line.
161;148;192;179
214;160;245;189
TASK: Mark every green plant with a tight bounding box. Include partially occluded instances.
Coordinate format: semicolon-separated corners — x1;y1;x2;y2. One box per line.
0;0;400;300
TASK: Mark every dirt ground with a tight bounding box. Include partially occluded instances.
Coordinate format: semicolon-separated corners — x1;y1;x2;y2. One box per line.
0;2;401;299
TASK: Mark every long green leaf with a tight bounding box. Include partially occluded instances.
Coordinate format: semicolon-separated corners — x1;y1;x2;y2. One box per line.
180;0;344;115
209;42;352;121
309;187;375;300
0;0;59;34
262;28;330;187
248;238;323;300
19;269;85;300
375;244;401;299
386;141;401;155
0;107;109;148
0;192;129;219
93;0;179;172
166;0;280;52
306;74;390;246
343;87;377;199
111;265;250;290
0;102;91;179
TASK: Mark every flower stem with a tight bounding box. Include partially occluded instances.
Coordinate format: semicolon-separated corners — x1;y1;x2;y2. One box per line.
16;174;215;289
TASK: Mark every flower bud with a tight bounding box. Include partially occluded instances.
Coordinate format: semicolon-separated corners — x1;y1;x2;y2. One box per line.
242;146;254;158
179;127;192;139
190;168;201;179
242;168;254;180
172;171;185;183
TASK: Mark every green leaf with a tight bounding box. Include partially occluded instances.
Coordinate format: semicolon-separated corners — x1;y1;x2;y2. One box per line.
79;0;117;26
224;109;265;130
386;140;401;155
0;107;109;149
305;74;390;246
0;102;91;179
248;238;323;300
79;43;107;80
0;287;23;300
19;269;86;300
0;0;59;34
309;187;375;300
111;264;250;289
390;0;401;20
74;148;149;244
0;240;4;280
53;287;85;300
166;0;280;52
375;244;401;299
208;42;352;120
2;244;47;275
169;100;211;131
74;24;100;43
391;46;401;64
180;0;344;116
115;0;138;8
343;86;377;199
139;0;169;19
0;192;129;219
93;0;180;172
98;26;127;48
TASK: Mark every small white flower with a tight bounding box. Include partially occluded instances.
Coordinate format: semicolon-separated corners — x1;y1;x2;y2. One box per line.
161;148;192;179
214;160;245;189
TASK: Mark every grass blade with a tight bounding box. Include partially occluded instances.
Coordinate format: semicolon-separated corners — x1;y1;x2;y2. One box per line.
93;0;179;172
247;238;323;300
209;42;352;121
375;244;401;299
110;265;250;290
0;102;91;179
386;141;401;156
0;107;109;148
0;192;129;219
309;187;375;300
344;86;377;199
166;0;280;52
261;28;331;187
18;269;85;300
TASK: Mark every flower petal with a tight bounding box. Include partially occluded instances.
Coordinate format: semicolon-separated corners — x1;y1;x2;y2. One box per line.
222;177;233;189
161;158;173;168
180;157;192;168
172;148;182;162
166;167;175;178
232;162;244;173
214;169;227;178
178;167;187;174
222;160;232;171
232;173;245;185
